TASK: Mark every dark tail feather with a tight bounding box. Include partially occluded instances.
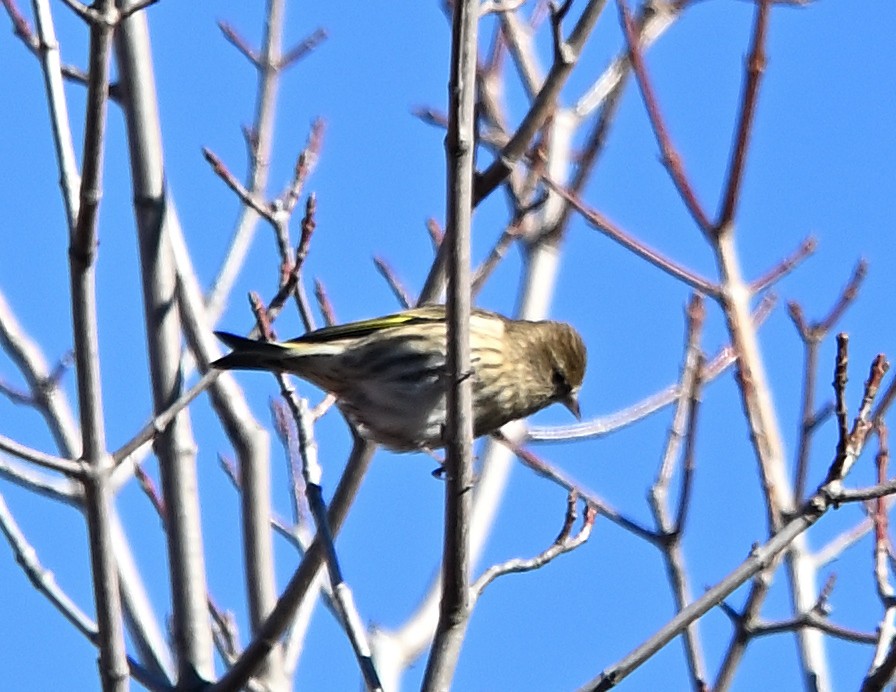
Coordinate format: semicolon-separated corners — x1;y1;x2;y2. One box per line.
212;331;291;371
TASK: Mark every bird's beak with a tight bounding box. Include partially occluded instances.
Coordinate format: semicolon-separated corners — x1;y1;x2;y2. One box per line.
562;391;581;420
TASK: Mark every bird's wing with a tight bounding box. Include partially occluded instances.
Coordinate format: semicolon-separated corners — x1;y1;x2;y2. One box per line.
292;305;446;344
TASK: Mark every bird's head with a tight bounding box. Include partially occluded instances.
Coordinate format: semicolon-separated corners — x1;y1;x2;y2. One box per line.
545;322;586;420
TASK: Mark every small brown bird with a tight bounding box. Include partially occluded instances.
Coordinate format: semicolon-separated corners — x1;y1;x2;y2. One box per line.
213;305;586;452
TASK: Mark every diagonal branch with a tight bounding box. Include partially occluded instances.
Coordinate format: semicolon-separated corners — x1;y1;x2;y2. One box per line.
616;0;712;235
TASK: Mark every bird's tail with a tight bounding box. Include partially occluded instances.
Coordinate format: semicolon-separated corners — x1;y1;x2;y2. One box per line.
212;332;299;372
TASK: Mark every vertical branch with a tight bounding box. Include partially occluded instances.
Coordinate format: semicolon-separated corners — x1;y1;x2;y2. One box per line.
421;0;478;688
175;236;283;686
421;0;606;302
789;303;820;504
714;223;832;691
649;296;707;689
373;108;583;690
171;187;284;686
708;2;829;687
69;2;128;690
863;425;896;690
716;0;769;228
114;8;214;685
31;0;81;228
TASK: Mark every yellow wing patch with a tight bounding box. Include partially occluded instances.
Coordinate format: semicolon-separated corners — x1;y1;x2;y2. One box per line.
290;306;445;344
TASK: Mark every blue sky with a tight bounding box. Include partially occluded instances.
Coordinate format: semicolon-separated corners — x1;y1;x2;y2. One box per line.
1;1;895;690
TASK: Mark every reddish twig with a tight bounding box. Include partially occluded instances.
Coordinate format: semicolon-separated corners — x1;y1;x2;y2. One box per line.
2;0;34;44
248;292;276;342
542;175;718;295
834;334;850;460
279;27;328;70
218;21;258;64
503;438;659;544
282;120;325;214
717;0;771;230
134;464;165;519
750;237;817;294
426;218;445;252
471;218;526;295
295;194;317;270
818;260;868;334
202;147;271;219
616;0;712;234
874;424;890;557
373;257;413;309
313;279;337;326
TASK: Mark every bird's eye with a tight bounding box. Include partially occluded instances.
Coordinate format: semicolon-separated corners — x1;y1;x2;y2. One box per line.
552;367;569;393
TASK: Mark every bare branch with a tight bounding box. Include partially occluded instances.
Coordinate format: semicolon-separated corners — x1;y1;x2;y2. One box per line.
282;119;325;215
717;0;771;229
834;334;850;460
279;26;327;69
818;260;869;334
218;20;258;65
0;433;81;476
68;0;129;685
205;0;291;324
616;0;712;234
750;237;817;294
374;256;413;309
471;494;595;600
211;438;376;691
0;491;168;690
825;353;890;485
501;437;659;544
541;175;718;294
474;0;606;201
423;0;479;685
202;147;272;220
580;471;896;691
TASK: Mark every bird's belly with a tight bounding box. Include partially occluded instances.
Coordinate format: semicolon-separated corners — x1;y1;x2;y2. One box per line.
341;379;446;452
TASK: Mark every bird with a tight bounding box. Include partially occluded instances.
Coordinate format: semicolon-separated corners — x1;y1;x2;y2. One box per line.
212;305;586;452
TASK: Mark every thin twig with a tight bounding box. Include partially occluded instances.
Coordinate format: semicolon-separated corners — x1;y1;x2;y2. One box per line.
616;0;711;234
279;26;327;69
471;493;595;600
501;437;660;544
791;261;868;501
210;438;376;691
374;257;413;309
202;147;272;220
0;491;168;691
580;471;896;691
541;175;718;294
717;0;771;230
825;354;890;485
528;294;776;442
204;0;290;324
750;237;817;294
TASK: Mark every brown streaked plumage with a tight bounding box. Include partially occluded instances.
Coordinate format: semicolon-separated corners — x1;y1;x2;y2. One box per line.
213;305;586;452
